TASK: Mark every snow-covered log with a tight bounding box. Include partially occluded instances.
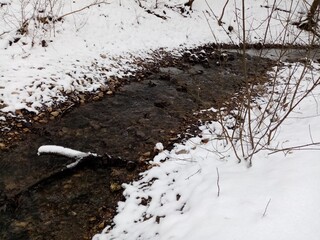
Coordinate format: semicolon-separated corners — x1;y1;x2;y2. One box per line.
38;145;99;168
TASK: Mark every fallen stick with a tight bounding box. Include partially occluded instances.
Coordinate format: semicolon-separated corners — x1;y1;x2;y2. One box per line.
38;145;99;169
1;145;136;210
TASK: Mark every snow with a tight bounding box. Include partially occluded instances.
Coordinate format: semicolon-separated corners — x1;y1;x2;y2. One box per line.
154;142;164;152
38;145;97;168
1;0;320;239
37;145;89;158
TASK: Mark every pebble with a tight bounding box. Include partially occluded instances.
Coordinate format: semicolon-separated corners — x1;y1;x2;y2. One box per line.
79;94;86;100
63;184;72;189
98;222;105;229
15;110;23;116
13;221;29;228
142;151;151;157
0;143;6;150
39;119;48;124
50;111;60;117
93;96;100;101
136;130;146;139
100;85;108;92
110;182;122;192
23;128;30;133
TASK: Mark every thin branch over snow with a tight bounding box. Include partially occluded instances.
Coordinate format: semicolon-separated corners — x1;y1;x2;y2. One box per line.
262;198;272;217
56;1;110;21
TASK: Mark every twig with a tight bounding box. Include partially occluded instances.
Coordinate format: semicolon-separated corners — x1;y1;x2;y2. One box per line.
262;198;272;217
185;168;201;180
309;124;315;143
216;167;220;197
203;11;219;44
56;1;109;21
268;141;320;155
0;31;9;37
218;0;230;26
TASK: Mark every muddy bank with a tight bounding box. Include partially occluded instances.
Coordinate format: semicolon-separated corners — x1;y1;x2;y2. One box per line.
0;49;274;240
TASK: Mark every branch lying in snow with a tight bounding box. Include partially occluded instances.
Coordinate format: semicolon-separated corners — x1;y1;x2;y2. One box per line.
216;167;220;197
262;198;272;217
38;145;98;168
268;141;320;155
0;31;9;37
55;1;110;21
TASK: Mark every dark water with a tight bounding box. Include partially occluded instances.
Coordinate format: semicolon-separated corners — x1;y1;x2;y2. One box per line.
229;48;320;61
0;49;274;240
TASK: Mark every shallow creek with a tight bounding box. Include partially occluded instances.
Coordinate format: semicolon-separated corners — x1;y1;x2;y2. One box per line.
0;47;317;240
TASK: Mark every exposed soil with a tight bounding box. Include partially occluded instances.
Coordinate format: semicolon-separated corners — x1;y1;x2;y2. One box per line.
0;47;276;240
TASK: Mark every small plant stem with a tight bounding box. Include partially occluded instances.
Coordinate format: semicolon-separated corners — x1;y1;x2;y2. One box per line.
216;167;220;197
241;0;254;150
262;198;272;217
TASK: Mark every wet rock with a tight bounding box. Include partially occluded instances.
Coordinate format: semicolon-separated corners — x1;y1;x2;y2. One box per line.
100;85;108;92
50;111;60;117
154;100;170;108
136;130;146;139
142;151;151;157
126;161;136;171
22;128;30;133
39;119;48;124
176;85;187;92
148;81;157;87
12;221;29;228
93;96;100;101
98;221;105;229
110;182;122;192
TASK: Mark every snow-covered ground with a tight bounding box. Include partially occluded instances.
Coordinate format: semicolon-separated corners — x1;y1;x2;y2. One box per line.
1;0;320;239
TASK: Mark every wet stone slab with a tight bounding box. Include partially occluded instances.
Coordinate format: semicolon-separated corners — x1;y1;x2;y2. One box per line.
0;50;274;240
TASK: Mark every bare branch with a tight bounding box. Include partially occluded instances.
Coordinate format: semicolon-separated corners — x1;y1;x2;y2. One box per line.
56;1;110;21
218;0;229;26
268;141;320;155
0;31;9;37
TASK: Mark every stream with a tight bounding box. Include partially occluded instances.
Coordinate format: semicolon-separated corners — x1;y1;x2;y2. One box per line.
0;46;318;240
